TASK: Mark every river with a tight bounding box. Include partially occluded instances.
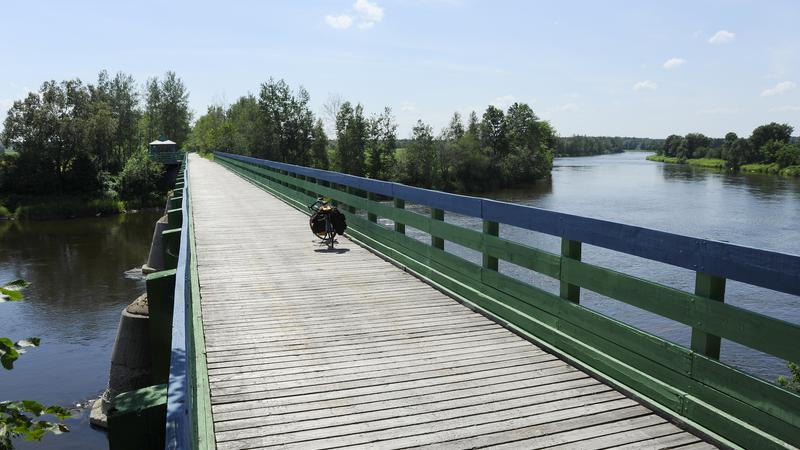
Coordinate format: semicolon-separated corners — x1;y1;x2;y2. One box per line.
0;211;161;449
1;152;799;449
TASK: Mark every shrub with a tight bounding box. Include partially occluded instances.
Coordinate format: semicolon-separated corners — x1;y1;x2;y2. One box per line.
118;148;164;207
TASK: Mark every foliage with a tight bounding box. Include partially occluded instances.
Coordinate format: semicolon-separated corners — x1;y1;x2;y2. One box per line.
556;136;663;156
655;123;798;175
190;78;555;193
778;362;800;393
366;107;397;180
0;280;70;448
335;102;367;176
140;72;192;148
0;70;191;218
0;401;70;448
118;148;164;207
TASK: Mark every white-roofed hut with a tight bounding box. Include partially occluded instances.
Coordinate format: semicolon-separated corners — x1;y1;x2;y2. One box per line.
148;139;181;164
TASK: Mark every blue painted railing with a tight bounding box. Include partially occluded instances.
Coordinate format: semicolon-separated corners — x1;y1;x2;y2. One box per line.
165;160;191;449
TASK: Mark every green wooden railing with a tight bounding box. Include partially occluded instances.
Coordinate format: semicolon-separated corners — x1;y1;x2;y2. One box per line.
214;151;800;450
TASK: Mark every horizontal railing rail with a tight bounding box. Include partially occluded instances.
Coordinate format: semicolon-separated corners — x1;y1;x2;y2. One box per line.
165;158;213;450
214;151;800;450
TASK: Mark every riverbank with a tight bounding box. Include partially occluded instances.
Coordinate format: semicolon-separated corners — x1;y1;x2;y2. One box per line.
646;154;800;176
0;195;167;221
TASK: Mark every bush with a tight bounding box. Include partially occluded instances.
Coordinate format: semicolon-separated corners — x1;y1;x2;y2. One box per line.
118;148;164;207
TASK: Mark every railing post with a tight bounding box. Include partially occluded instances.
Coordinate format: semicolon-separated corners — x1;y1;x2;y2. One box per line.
367;192;378;223
483;220;499;271
431;208;444;250
394;198;405;234
146;269;177;384
691;272;726;359
344;186;356;214
560;238;582;303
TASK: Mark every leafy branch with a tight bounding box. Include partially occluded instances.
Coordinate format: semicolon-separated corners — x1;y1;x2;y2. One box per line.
0;402;70;450
1;280;70;448
778;362;800;394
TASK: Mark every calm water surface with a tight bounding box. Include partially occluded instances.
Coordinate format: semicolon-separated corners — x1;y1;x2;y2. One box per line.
2;152;800;449
0;211;161;449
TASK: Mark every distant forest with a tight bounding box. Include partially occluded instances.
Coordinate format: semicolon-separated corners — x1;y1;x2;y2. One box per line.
555;136;664;156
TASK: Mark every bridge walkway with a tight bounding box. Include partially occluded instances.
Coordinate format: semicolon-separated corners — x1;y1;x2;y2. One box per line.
188;155;715;449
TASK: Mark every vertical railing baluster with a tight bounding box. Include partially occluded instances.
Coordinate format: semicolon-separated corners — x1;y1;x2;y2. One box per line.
560;238;582;303
367;192;378;223
431;208;444;250
691;272;726;359
483;220;499;271
394;198;405;234
345;186;356;214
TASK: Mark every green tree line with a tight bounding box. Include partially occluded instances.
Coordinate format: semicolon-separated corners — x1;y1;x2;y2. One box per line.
0;70;192;213
556;136;664;156
188;79;558;193
656;123;800;173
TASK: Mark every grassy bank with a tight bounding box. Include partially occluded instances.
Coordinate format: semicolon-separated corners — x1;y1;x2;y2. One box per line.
647;154;800;176
740;163;800;176
1;196;126;220
646;155;726;168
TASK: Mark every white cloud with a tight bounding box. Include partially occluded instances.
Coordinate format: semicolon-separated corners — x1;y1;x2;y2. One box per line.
400;101;416;112
761;81;796;97
663;57;686;69
354;0;383;29
490;94;515;109
325;14;353;29
326;0;384;31
709;30;735;44
633;80;657;91
769;105;800;113
696;107;741;115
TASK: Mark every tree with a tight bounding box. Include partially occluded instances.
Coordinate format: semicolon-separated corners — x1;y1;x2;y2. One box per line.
684;133;711;159
726;138;755;169
776;144;800;168
750;122;793;156
2;79;95;194
118;148;164;206
661;134;684;157
310;119;329;170
98;71;141;170
334;102;367;176
366;107;397;180
140;72;192;147
227;95;262;157
258;78;314;165
404;120;436;188
159;71;192;147
186;105;234;154
480;105;509;161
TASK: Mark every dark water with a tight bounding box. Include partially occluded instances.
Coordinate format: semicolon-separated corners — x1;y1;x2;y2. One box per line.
398;152;800;382
0;211;162;449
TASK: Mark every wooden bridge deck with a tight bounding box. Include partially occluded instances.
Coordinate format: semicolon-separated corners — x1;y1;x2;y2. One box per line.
188;155;715;449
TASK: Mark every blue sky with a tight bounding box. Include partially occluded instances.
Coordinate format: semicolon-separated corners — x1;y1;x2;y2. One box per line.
1;0;798;138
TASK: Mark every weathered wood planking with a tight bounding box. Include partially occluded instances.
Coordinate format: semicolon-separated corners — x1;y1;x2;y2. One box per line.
188;155;714;449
